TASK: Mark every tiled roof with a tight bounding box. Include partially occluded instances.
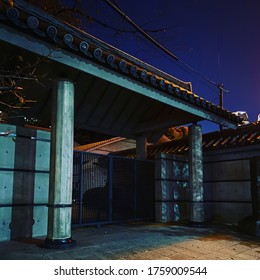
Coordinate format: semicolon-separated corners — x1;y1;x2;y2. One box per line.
74;137;124;152
114;122;260;158
0;1;243;125
74;134;172;152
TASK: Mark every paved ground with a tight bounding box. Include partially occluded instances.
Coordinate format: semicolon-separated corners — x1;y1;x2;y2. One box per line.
0;222;260;260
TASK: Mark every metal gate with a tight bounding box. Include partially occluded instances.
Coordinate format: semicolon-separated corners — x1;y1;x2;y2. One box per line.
72;151;154;226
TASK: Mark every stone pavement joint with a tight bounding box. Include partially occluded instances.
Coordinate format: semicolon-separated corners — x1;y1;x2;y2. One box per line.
0;222;260;260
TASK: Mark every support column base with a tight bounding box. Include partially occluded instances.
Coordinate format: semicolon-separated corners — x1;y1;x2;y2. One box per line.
238;216;260;237
43;237;76;249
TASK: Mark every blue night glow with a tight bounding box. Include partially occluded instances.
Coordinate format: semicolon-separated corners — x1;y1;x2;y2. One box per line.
63;0;259;132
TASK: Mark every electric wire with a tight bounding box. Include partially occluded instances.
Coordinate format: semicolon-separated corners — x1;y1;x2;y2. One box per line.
103;0;220;89
134;33;219;97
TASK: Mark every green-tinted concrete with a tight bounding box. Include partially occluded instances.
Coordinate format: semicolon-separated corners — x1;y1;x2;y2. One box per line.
0;124;51;241
33;129;50;237
155;153;189;223
189;124;204;223
0;124;16;240
46;79;74;243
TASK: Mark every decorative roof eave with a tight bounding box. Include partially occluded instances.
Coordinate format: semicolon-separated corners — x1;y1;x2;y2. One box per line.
113;122;260;158
0;0;243;127
1;1;191;89
74;137;125;152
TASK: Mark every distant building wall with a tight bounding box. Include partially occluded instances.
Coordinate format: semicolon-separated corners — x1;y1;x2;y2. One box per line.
0;123;50;241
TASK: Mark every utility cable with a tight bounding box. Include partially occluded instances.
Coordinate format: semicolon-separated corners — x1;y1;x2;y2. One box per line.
103;0;178;60
103;0;219;88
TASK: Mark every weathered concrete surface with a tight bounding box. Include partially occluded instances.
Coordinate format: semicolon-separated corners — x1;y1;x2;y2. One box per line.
189;124;204;223
154;154;189;223
238;157;260;236
46;79;74;243
0;124;50;241
0;222;260;260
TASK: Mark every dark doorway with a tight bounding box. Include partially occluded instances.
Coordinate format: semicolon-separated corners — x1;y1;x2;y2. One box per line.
72;151;154;226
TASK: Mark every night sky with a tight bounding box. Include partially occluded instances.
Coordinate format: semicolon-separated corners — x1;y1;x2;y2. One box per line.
80;0;259;132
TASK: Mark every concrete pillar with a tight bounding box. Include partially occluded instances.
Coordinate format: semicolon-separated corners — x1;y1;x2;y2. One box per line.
44;79;76;248
250;157;260;235
238;157;260;236
250;157;260;220
189;124;204;224
136;135;147;159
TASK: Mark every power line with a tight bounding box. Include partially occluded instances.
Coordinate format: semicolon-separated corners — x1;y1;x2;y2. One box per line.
103;0;178;60
132;32;220;96
103;0;219;89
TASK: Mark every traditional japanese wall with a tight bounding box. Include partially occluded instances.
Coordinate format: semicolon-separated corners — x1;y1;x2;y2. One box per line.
154;153;190;223
1;122;260;241
155;145;260;224
0;123;50;241
203;146;260;224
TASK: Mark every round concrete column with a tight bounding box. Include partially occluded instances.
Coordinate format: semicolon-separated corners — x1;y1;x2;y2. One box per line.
44;78;76;248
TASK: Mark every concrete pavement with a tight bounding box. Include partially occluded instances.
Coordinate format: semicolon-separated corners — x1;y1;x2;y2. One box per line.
0;222;260;260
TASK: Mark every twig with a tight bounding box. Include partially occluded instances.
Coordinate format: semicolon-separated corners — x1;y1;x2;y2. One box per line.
0;130;14;136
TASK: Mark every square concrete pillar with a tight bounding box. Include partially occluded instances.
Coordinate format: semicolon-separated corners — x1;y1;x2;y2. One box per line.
250;157;260;220
239;157;260;236
136;136;147;160
189;124;204;223
44;79;76;248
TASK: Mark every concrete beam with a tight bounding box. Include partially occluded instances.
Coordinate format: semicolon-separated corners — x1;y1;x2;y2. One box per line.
134;117;181;134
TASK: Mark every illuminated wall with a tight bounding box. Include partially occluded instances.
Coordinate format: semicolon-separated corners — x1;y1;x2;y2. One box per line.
0;123;50;241
155;150;258;224
155;153;189;223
